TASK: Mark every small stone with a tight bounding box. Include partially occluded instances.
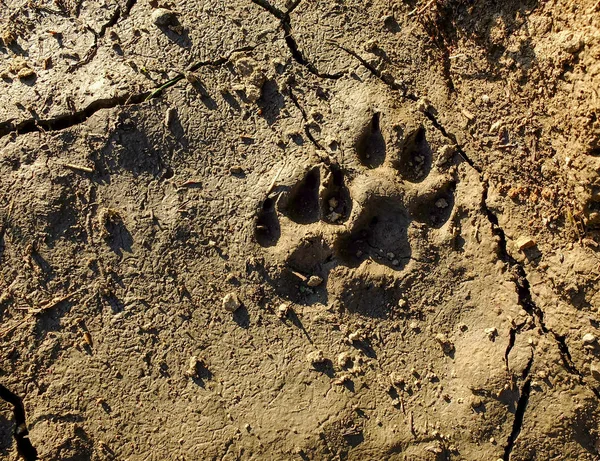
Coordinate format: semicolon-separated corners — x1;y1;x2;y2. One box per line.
436;145;455;166
277;303;289;319
307;350;326;365
484;327;498;340
516;237;535;251
392;259;399;266
364;38;378;51
152;8;177;26
481;94;490;104
470;396;483;408
17;67;35;79
489;120;503;134
185;356;199;378
386;252;395;260
410;321;420;331
222;293;241;312
398;298;407;308
348;331;363;342
389;372;404;386
230;165;244;174
435;333;455;354
435;198;448;209
307;275;323;287
337;352;352;368
328;197;338;208
582;333;597;345
461;109;475;121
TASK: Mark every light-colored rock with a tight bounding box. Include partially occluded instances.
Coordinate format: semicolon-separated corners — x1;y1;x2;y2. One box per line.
307;275;323;287
582;333;597;344
152;8;176;26
222;293;241;312
307;350;326;365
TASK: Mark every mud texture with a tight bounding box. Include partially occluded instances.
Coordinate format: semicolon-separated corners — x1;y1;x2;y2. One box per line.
1;0;600;460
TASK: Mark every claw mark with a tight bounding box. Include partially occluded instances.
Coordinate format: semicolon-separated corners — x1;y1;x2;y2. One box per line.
0;384;38;461
356;112;386;168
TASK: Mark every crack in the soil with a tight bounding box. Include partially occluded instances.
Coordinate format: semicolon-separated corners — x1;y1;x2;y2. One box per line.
482;180;600;404
250;0;345;79
0;384;38;461
0;46;256;139
503;353;533;461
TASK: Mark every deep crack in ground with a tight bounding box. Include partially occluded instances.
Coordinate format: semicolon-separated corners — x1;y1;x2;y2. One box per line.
0;384;37;461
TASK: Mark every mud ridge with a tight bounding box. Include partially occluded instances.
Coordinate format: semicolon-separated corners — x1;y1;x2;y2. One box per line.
0;384;37;461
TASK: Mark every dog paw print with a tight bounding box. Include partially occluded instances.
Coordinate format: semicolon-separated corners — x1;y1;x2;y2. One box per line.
254;110;457;306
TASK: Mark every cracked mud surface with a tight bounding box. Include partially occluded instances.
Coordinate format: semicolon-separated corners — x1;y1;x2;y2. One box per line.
1;0;600;460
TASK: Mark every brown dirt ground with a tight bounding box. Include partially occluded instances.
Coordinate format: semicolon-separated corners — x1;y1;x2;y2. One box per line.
0;0;600;460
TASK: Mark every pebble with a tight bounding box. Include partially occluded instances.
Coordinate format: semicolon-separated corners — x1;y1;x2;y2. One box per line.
417;97;432;113
398;298;407;308
582;333;597;344
516;237;535;251
481;94;490;104
277;303;289;319
484;327;498;340
410;321;420;331
436;145;455;166
307;350;326;365
17;67;35;79
435;198;448;209
222;293;241;312
337;352;352;368
152;8;176;26
435;333;455;354
489;120;503;134
307;275;323;287
184;356;199;378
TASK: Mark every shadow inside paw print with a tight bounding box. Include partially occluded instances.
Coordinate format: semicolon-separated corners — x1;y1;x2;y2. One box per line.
254;112;456;312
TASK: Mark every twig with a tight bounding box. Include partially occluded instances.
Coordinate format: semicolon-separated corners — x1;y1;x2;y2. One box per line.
64;163;94;173
0;289;83;338
408;0;435;17
266;161;287;195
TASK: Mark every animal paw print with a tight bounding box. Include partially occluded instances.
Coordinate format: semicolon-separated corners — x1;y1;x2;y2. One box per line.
254;110;457;305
